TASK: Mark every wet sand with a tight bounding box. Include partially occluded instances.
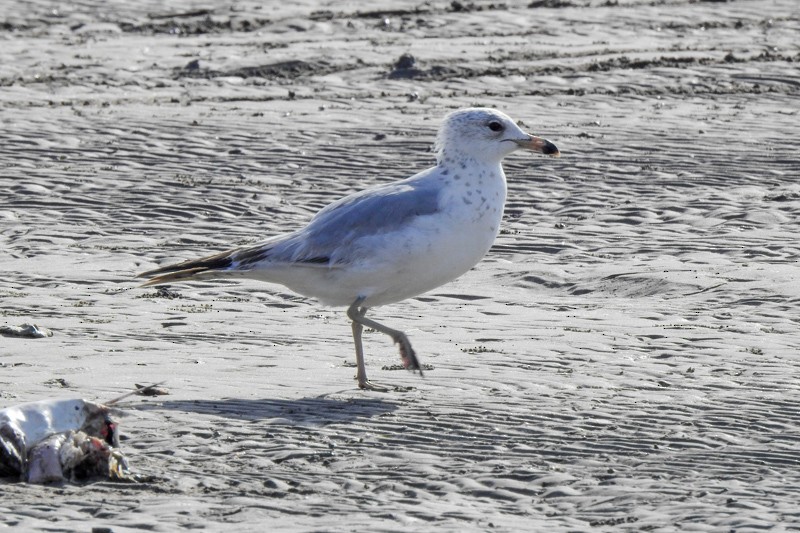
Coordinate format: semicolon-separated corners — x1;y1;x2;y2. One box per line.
1;0;799;530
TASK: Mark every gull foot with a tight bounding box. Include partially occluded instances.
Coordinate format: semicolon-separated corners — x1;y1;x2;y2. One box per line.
396;338;423;376
357;378;390;393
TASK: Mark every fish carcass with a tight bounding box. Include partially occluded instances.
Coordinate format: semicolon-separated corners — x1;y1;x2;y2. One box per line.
0;398;129;483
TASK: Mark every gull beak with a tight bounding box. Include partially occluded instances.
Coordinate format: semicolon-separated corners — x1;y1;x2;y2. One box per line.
514;135;560;157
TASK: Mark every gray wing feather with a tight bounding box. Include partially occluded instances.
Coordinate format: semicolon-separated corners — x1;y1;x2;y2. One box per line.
234;171;442;268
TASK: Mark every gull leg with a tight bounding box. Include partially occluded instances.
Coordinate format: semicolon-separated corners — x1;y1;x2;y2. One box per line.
348;302;388;391
346;299;423;390
349;307;386;392
351;313;367;385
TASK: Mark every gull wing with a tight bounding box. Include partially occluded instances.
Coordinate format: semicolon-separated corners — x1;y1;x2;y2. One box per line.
138;169;443;284
239;171;443;268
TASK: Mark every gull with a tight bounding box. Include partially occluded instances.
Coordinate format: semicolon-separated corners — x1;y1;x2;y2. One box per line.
138;108;559;391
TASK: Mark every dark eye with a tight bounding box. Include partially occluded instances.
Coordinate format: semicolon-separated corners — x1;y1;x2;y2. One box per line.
488;121;504;132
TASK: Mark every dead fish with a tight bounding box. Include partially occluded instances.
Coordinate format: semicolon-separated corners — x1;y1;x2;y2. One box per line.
0;383;165;482
0;398;120;481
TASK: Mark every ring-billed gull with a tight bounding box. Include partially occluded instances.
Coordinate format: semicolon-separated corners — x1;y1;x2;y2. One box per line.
138;107;559;391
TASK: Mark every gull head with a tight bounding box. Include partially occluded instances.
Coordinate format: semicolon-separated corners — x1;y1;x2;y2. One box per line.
434;108;559;166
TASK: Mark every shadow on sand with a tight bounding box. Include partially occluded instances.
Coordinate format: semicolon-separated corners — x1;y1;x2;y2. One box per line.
131;395;399;424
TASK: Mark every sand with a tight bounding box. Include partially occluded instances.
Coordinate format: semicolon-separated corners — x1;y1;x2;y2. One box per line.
1;0;799;530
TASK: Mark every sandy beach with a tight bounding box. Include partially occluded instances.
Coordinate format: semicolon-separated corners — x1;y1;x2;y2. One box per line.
1;0;799;530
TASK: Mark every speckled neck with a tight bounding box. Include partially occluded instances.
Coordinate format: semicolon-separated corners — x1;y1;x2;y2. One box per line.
435;148;504;171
